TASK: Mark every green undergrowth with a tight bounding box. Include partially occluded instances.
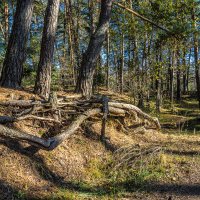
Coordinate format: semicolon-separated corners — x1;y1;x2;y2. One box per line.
145;96;200;135
50;151;172;200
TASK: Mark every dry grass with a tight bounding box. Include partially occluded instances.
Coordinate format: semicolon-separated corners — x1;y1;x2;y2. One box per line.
0;87;200;199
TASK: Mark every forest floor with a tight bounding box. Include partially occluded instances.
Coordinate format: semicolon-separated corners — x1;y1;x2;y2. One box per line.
0;87;200;200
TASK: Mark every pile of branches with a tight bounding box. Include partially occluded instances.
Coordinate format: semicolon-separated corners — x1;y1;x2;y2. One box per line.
0;93;161;151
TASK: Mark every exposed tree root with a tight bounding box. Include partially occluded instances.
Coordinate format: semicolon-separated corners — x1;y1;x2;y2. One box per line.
108;102;161;130
0;95;161;151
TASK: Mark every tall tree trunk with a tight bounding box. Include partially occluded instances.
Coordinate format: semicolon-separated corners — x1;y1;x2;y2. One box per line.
119;33;124;94
183;48;187;95
4;0;9;44
170;49;175;109
34;0;60;99
75;0;113;99
186;48;191;92
65;0;75;85
192;8;200;108
0;0;34;88
167;50;171;96
176;50;181;101
156;51;161;113
73;0;81;82
106;30;110;90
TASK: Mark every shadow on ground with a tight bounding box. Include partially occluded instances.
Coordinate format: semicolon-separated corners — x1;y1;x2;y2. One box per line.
0;138;200;199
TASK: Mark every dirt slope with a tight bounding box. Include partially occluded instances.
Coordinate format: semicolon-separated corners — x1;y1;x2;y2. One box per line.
0;88;200;200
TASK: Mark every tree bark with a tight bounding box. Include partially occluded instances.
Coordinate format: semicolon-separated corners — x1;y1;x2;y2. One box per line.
34;0;60;99
119;34;124;94
65;0;76;85
0;0;34;88
192;8;200;108
75;0;113;99
183;48;187;94
186;48;191;92
170;49;175;108
156;52;161;113
4;0;9;44
106;30;110;90
176;50;181;101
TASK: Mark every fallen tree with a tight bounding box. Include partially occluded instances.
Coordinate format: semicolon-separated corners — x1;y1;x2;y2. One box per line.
0;95;161;151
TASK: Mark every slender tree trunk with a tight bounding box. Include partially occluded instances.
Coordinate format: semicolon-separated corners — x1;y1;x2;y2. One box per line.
34;0;60;99
113;50;118;91
119;34;124;94
62;1;67;69
75;0;113;99
183;48;187;95
0;0;34;88
176;50;181;101
170;49;175;108
106;30;110;90
192;8;200;108
167;50;171;96
65;0;75;85
74;0;81;81
186;48;191;92
156;52;161;113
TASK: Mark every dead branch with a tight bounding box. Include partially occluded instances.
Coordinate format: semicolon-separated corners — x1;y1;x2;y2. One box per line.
17;115;61;123
0;100;43;107
113;2;171;34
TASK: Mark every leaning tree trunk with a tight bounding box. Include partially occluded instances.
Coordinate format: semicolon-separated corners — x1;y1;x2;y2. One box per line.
34;0;60;100
75;0;113;99
0;0;34;88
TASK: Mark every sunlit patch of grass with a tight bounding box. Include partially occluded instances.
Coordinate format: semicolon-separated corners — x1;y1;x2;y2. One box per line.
52;189;78;200
85;158;106;181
